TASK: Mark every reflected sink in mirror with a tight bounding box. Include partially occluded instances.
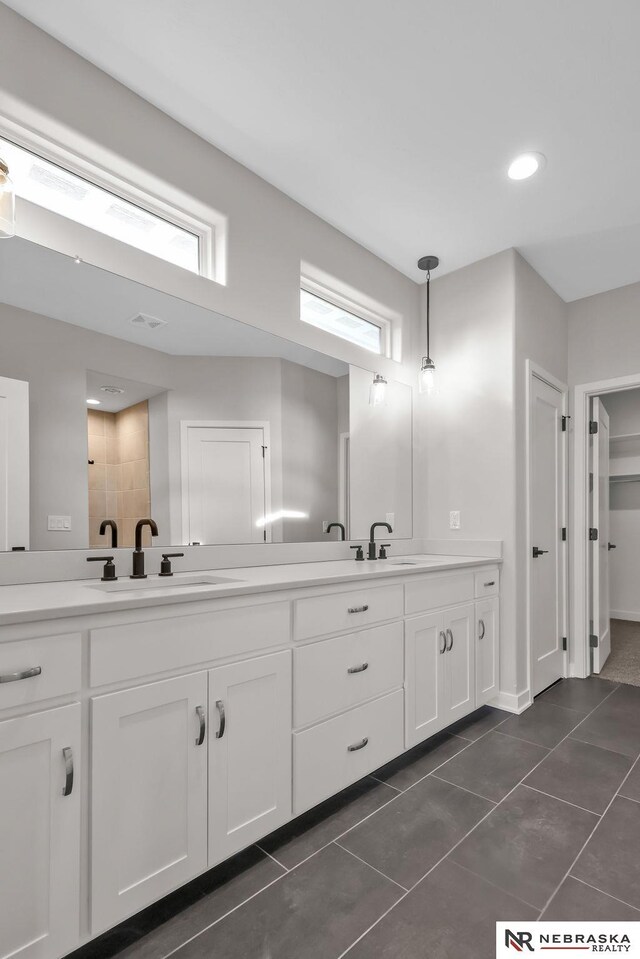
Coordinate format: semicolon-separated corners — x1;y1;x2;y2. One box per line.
87;574;242;593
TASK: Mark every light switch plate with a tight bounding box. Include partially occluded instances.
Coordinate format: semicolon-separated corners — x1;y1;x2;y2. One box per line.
48;515;72;531
449;510;461;530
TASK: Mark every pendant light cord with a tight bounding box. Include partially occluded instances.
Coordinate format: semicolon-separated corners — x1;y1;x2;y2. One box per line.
426;269;431;359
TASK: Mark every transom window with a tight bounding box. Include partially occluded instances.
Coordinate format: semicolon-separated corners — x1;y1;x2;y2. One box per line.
300;287;384;354
0;136;202;274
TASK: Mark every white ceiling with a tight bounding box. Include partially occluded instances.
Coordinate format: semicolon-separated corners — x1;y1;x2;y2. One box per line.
0;238;348;376
3;0;640;301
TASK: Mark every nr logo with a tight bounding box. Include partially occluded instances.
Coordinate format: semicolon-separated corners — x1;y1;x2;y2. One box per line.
505;929;535;952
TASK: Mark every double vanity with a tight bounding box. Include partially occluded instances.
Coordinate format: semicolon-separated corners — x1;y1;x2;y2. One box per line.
0;552;500;959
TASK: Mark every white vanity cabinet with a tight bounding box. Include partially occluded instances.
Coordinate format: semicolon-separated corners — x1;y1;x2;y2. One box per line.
90;672;209;934
209;650;292;864
476;596;500;704
0;703;81;959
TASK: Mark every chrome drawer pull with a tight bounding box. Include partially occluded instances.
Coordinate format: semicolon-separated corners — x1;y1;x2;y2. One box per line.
446;628;454;652
62;746;74;797
215;700;226;739
347;662;369;674
439;630;447;654
348;605;369;614
195;705;206;746
478;619;486;641
484;580;496;587
347;737;369;752
0;666;42;684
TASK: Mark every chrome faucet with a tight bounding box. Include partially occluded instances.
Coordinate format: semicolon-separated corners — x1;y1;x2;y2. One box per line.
130;518;159;579
368;522;392;560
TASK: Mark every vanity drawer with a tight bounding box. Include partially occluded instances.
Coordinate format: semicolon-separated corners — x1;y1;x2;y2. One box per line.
294;622;403;728
0;633;81;710
293;689;404;814
405;571;474;615
89;601;290;686
475;569;500;598
294;584;404;642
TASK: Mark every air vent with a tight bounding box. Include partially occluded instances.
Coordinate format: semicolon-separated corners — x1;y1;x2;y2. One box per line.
100;385;125;395
129;312;167;331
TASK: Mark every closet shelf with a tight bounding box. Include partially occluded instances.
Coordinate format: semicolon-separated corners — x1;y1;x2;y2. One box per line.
610;472;640;484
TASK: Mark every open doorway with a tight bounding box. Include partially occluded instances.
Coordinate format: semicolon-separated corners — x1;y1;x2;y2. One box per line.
588;389;640;685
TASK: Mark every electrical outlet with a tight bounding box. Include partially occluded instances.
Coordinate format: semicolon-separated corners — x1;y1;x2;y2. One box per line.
449;510;461;530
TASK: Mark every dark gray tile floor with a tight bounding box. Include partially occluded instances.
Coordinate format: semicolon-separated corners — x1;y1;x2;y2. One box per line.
70;681;640;959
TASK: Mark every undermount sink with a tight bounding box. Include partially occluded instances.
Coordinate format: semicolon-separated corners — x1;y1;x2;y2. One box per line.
88;574;242;593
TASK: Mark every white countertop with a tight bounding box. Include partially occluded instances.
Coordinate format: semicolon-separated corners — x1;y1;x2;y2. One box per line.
0;554;499;627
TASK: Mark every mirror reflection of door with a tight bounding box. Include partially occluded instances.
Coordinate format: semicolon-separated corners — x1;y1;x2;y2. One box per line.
182;424;268;545
0;374;29;551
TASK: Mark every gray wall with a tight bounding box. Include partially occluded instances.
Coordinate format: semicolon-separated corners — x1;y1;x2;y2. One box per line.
568;280;640;386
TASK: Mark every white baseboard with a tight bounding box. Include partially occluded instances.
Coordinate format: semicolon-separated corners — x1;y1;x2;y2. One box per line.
611;610;640;624
489;689;532;714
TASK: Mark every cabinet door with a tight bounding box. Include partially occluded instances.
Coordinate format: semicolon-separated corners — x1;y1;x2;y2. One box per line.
91;672;208;934
209;651;291;864
476;597;499;706
443;604;476;725
404;612;446;748
0;703;81;959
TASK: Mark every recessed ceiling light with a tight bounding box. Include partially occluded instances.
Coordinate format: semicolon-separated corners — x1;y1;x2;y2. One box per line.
87;398;101;405
507;152;546;181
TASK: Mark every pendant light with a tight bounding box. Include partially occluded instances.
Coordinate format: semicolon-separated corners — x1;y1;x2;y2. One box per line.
369;372;387;407
418;254;439;394
0;157;16;239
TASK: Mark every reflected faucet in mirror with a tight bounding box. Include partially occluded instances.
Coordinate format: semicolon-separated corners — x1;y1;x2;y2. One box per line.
131;518;158;579
326;522;346;541
368;522;393;561
99;519;118;549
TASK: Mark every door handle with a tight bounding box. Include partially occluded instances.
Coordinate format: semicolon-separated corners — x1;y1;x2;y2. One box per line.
439;630;447;654
62;746;74;797
478;619;486;641
532;546;549;558
195;705;206;746
347;737;369;752
446;628;454;652
608;543;617;551
215;700;226;739
347;605;369;614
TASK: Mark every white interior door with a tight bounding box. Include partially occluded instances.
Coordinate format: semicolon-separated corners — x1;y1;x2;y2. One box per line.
0;375;29;551
183;425;267;544
592;398;611;672
530;373;566;696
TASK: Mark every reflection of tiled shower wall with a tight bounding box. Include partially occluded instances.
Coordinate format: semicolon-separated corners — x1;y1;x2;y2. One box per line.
88;401;151;548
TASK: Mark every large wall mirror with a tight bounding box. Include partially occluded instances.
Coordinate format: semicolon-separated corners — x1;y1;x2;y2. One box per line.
0;239;413;552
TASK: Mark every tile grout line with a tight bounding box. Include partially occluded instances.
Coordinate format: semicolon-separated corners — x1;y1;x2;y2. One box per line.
333;840;409;892
338;685;623;956
535;728;640;919
255;844;290;872
430;772;498;805
521;783;603;817
450;857;541;914
367;774;402;793
563;875;640;916
155;712;510;959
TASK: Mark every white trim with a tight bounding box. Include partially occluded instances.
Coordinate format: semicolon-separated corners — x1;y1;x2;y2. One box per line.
572;371;640;677
180;420;272;546
0;115;225;283
489;689;532;714
610;610;640;623
525;360;569;697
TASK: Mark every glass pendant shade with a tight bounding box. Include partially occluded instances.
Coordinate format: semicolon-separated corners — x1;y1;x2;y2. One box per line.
419;357;437;394
0;159;15;238
369;373;387;407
